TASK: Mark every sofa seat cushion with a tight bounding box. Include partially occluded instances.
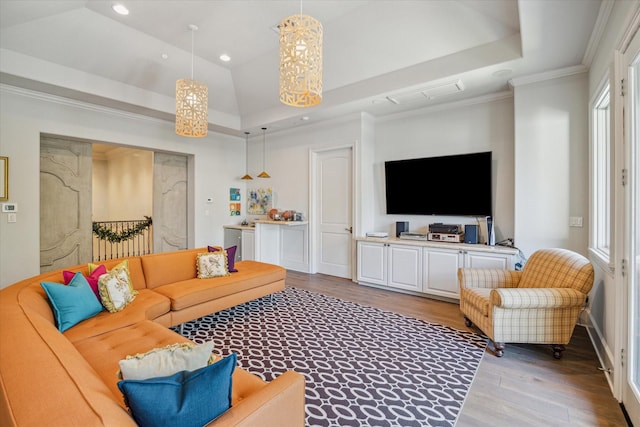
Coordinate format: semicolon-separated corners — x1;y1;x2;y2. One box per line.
460;287;492;317
64;290;170;343
154;261;286;311
74;320;193;408
75;319;269;410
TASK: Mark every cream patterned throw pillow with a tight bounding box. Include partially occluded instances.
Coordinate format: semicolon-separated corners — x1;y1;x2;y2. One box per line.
118;341;216;380
98;263;138;312
196;252;230;279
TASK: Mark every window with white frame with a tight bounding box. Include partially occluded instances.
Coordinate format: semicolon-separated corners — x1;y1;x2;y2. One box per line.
591;84;611;261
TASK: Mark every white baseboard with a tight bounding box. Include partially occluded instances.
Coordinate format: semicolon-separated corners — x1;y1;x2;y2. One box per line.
581;308;619;401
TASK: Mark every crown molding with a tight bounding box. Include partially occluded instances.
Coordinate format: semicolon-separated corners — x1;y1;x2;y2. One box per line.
508;65;588;88
0;82;170;125
378;90;513;123
583;0;615;67
0;81;246;138
617;1;640;52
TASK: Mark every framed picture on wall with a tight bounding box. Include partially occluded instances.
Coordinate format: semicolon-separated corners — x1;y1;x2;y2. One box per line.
0;157;7;201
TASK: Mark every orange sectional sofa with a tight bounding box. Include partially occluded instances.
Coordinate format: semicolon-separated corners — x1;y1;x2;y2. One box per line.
0;248;306;426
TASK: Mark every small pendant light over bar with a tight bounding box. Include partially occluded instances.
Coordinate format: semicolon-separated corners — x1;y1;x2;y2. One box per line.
176;24;208;137
279;0;323;107
241;132;253;180
257;127;270;178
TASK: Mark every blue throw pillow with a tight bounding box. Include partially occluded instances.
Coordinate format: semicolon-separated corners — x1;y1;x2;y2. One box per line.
118;353;237;427
41;272;104;332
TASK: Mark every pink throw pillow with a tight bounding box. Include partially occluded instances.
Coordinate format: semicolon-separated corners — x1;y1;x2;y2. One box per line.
62;264;106;301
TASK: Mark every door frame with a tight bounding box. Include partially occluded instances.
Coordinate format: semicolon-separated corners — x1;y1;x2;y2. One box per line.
619;8;640;421
309;144;356;277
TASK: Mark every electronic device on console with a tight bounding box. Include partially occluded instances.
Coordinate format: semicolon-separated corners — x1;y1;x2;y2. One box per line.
427;233;465;243
366;232;389;238
399;232;428;241
428;223;463;234
427;223;464;243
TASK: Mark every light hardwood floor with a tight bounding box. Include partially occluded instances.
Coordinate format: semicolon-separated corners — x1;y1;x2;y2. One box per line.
285;271;630;427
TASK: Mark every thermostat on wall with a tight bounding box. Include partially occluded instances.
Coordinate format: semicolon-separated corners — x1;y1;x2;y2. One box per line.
2;203;17;213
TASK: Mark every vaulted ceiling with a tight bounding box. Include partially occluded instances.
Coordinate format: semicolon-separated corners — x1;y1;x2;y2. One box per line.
0;0;603;137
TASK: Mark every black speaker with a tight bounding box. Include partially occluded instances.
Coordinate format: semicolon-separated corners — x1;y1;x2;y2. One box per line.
464;224;478;244
396;221;409;237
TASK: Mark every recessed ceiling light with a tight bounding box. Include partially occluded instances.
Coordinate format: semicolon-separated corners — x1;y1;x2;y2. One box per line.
112;4;129;15
301;116;310;121
161;53;169;60
219;54;231;62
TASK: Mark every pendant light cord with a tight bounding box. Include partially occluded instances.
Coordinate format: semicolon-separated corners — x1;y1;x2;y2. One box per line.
262;128;266;171
191;27;194;80
246;132;250;171
188;24;198;80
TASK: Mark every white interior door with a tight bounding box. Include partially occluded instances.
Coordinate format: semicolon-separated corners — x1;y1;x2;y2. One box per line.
622;19;640;423
315;147;353;278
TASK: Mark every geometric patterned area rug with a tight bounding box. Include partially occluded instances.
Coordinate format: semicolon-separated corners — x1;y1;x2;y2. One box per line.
175;286;487;427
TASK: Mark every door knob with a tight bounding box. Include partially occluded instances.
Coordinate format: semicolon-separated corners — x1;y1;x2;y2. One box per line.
345;227;353;233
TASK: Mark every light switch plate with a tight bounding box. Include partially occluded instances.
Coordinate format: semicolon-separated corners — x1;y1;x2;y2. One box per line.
7;213;16;223
569;216;583;227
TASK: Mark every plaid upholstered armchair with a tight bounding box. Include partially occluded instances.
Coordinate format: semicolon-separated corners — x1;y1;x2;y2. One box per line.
458;248;594;359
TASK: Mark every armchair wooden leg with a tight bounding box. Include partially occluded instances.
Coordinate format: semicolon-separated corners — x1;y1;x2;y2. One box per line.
464;316;473;327
551;344;565;359
491;341;505;357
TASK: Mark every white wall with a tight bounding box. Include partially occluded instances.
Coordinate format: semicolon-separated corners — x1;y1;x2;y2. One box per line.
106;148;153;221
513;72;589;258
92;147;154;221
0;87;245;288
245;116;364;220
373;96;515;242
92;157;109;220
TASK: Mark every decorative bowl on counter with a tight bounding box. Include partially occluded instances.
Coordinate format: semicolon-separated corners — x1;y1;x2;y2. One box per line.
267;209;303;221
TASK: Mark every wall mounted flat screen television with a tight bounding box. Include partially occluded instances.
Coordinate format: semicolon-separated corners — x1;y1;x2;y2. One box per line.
385;151;492;216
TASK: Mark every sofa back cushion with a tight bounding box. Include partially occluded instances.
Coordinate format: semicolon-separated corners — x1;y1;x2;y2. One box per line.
519;248;594;294
141;248;206;289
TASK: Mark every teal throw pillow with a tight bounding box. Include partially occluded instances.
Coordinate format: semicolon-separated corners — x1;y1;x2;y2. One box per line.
118;353;237;427
41;272;104;332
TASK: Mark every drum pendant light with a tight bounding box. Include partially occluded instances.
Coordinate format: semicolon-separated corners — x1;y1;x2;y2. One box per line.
279;1;322;107
176;24;208;137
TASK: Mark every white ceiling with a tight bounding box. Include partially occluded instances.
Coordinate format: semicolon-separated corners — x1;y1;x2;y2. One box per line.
0;0;603;137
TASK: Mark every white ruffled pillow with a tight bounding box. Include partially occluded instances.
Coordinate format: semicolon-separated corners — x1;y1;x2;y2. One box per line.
118;341;216;380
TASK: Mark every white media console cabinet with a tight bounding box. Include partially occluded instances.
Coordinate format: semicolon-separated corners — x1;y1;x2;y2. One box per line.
356;236;519;301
